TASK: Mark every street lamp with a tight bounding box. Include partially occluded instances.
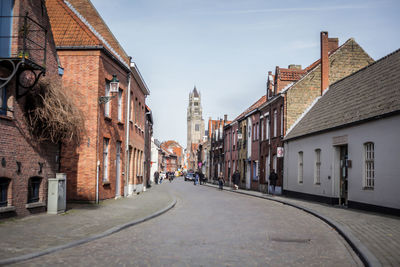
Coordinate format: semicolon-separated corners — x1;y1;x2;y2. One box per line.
99;74;119;104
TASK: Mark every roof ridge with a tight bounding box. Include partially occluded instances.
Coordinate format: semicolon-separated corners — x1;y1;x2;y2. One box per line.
63;0;130;69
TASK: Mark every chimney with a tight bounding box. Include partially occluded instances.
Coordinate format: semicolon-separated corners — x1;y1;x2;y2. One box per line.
328;38;338;53
288;64;302;70
224;114;227;123
320;31;329;95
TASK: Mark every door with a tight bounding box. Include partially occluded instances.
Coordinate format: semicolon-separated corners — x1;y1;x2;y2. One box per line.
339;145;348;205
116;141;121;197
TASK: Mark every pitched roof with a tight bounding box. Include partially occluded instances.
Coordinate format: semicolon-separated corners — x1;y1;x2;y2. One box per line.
47;0;100;47
47;0;130;67
234;95;267;121
285;48;400;140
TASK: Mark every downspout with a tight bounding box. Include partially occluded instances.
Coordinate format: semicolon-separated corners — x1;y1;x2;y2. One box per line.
125;60;132;197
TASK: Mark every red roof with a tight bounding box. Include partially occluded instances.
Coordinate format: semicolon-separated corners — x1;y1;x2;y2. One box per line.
234;95;267;121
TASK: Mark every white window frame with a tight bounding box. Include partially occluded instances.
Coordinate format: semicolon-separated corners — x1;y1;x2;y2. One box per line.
103;138;110;182
314;149;321;185
266;115;270;140
117;89;123;122
363;142;375;189
298;151;303;183
261;119;264;141
104;81;110;117
280;106;284;136
273;109;277;137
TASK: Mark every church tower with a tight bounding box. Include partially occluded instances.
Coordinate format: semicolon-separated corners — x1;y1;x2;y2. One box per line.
187;86;205;149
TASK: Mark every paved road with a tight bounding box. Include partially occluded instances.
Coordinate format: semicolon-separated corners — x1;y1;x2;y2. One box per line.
16;178;362;266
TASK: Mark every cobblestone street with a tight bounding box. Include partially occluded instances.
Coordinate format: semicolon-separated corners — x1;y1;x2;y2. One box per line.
15;178;362;266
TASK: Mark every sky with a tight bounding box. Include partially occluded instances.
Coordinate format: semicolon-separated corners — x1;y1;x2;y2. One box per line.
91;0;400;148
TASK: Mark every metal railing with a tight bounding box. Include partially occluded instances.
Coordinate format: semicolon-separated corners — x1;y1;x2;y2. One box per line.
0;14;47;69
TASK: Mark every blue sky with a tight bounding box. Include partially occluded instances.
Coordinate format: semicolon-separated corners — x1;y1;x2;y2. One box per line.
91;0;400;148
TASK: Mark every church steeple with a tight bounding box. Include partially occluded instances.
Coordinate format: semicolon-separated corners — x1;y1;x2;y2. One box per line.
193;86;199;97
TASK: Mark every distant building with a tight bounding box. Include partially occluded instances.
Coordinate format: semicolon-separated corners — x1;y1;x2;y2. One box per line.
187;86;205;170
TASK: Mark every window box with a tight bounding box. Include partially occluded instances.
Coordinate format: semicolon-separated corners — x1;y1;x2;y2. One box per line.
105;116;112;122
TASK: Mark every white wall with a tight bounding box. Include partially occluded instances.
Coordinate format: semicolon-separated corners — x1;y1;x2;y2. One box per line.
284;115;400;209
150;138;159;183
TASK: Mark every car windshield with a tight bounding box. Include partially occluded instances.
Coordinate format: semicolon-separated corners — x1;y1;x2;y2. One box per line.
187;173;194;177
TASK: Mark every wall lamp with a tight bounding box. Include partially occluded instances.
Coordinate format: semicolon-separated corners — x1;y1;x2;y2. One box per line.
99;74;120;104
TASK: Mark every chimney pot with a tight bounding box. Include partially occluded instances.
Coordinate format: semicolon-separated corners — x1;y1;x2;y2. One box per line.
224;114;228;122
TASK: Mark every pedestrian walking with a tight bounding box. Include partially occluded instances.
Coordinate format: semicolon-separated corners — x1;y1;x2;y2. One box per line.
199;171;204;185
154;171;159;184
232;170;240;190
194;171;199;185
218;172;225;190
269;169;278;195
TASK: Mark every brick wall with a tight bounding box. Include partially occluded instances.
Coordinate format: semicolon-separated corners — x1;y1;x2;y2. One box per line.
59;49;128;201
0;0;61;217
285;39;374;132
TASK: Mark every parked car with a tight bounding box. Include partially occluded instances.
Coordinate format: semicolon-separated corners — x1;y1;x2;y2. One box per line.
185;172;194;181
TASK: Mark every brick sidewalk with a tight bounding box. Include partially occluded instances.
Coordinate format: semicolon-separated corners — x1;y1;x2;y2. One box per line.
205;183;400;267
0;183;175;264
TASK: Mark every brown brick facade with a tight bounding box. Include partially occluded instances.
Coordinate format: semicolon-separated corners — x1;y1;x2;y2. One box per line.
1;0;61;217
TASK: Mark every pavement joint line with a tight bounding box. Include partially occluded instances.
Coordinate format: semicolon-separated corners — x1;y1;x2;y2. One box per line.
202;183;381;267
0;195;177;266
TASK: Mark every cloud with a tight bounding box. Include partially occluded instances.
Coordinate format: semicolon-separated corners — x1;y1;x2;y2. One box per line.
218;5;375;15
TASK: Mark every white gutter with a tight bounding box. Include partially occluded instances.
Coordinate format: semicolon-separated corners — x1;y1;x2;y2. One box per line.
124;71;131;197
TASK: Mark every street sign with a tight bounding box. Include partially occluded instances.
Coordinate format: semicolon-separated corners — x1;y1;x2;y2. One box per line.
277;147;284;158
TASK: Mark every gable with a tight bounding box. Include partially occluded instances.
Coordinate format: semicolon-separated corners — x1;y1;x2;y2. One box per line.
285;48;400;140
284;38;374;132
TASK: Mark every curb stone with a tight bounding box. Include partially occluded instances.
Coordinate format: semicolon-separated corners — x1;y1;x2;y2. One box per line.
0;196;177;266
203;183;381;267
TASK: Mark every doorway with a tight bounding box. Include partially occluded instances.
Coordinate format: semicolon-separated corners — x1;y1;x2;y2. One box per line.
339;145;348;205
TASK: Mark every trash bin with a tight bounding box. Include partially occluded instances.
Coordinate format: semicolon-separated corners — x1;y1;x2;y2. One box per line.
47;173;66;214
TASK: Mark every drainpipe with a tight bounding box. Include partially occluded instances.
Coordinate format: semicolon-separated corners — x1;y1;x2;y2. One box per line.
125;59;132;197
96;160;100;204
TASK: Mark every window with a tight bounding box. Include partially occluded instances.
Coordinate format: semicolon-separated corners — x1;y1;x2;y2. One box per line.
103;138;110;182
130;92;133;121
314;149;321;184
0;178;10;207
194;102;199;106
0;87;6;115
0;0;13;57
252;161;258;181
273;109;277;137
364;142;375;188
256;123;259;140
117;90;123;121
104;81;110;117
280;106;284;136
298;151;303;183
195;124;200;131
266;115;270;140
28;177;41;203
261;119;264;141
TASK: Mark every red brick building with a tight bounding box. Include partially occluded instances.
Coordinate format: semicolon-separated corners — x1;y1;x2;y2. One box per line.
47;0;149;201
0;0;64;217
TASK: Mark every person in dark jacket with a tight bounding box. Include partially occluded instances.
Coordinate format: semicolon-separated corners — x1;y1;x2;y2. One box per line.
154;171;159;184
269;170;278;195
232;170;240;190
218;172;225;190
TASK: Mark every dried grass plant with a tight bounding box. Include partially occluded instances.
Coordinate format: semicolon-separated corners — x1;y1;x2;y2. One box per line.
25;77;85;146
